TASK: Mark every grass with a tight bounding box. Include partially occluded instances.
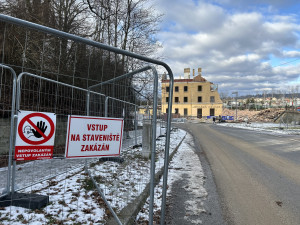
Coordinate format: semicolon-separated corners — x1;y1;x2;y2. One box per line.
82;177;95;191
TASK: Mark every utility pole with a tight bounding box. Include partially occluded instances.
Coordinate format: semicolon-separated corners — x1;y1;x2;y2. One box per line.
232;92;238;121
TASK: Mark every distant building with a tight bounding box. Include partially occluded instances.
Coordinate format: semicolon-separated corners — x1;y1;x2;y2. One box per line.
138;105;161;118
161;68;223;118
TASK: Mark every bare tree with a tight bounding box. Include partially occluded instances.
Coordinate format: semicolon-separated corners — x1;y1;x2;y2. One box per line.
86;0;162;67
1;0;91;79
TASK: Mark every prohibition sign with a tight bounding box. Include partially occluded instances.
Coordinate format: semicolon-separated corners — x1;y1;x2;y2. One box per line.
18;112;55;145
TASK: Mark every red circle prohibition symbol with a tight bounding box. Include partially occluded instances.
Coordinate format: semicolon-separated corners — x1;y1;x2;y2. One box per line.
18;113;55;145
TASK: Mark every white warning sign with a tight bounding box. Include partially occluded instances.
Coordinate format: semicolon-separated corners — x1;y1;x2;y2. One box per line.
65;115;123;158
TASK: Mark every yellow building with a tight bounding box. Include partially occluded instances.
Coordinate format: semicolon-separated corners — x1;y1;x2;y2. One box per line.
138;106;153;115
138;105;161;117
161;68;223;118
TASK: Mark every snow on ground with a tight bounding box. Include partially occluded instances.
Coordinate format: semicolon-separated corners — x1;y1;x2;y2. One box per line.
3;118;298;224
0;127;151;194
217;122;300;135
4;121;294;224
136;133;207;224
167;133;207;224
0;167;107;225
0;128;188;224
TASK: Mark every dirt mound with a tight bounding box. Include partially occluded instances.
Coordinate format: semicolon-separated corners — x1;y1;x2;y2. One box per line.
253;108;285;122
222;108;285;122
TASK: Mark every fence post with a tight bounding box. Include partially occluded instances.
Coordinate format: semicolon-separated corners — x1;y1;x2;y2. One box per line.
85;91;90;172
86;91;90;116
105;96;108;117
160;66;174;225
149;66;158;225
11;70;25;194
135;105;137;146
142;119;152;158
160;111;162;136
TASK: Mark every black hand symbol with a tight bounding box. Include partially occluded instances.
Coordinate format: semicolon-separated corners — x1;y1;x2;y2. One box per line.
31;121;47;138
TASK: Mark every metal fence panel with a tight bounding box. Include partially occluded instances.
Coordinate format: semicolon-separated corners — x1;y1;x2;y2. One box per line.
0;65;16;198
0;14;174;225
12;72;98;192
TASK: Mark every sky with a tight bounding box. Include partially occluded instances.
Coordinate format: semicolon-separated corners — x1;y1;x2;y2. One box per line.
154;0;300;97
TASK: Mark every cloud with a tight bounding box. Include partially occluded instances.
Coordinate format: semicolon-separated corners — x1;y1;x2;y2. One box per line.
210;0;300;9
155;0;300;95
158;0;226;33
282;51;300;58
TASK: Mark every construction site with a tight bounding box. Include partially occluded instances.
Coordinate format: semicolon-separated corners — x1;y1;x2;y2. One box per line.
222;108;300;124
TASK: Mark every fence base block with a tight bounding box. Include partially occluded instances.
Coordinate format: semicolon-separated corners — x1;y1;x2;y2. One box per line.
0;192;49;210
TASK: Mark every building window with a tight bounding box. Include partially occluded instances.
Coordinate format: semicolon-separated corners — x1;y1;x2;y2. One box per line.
166;86;170;92
210;96;215;103
198;85;202;91
175;108;179;114
197;108;202;118
210;108;215;116
184;86;188;92
184;108;188;116
198;96;202;102
166;108;168;113
175;97;179;103
184;97;188;102
166;97;169;103
175;86;179;92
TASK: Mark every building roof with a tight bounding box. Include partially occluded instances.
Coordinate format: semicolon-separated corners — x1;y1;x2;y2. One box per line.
193;75;207;82
162;75;208;83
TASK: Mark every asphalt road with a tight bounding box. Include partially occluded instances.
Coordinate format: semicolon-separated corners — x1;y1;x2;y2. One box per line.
177;122;300;225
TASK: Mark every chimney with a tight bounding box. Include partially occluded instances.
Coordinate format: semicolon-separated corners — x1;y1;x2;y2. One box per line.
198;68;202;76
184;68;190;79
193;69;195;78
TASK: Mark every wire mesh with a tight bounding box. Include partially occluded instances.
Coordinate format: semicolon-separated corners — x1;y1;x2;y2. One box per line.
3;70;158;224
0;15;174;225
0;66;15;197
86;75;160;218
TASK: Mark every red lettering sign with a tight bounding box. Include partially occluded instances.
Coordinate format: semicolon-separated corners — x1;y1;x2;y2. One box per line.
65;115;123;158
15;111;56;161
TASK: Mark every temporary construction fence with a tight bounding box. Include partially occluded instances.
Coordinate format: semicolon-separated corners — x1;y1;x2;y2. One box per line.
0;14;174;225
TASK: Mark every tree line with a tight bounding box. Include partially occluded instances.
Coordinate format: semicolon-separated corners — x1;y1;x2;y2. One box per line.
0;0;162;86
0;0;162;119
